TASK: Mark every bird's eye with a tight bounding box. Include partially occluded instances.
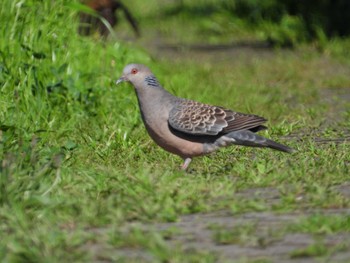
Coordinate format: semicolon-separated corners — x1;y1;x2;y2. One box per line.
131;68;138;74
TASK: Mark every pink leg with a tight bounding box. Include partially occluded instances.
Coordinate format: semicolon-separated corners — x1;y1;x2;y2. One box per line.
181;158;192;170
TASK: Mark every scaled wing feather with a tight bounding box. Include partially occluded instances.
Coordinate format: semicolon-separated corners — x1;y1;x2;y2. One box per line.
168;99;267;136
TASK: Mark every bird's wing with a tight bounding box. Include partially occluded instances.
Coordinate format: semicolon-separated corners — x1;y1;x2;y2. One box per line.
168;99;267;136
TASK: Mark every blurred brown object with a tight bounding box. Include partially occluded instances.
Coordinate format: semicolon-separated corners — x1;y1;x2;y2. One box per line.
79;0;140;37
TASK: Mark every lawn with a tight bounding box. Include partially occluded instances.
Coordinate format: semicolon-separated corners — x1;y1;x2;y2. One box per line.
0;0;349;262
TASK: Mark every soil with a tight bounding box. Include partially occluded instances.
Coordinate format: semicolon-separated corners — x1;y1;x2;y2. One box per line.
87;185;350;262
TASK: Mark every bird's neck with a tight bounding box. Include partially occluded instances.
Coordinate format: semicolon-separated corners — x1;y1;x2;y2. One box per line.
134;83;176;125
136;85;173;111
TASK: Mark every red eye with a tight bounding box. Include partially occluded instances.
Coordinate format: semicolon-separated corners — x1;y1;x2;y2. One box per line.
131;68;138;74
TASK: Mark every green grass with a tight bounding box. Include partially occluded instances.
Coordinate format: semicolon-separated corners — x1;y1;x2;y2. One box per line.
289;242;347;259
211;223;258;246
288;214;350;235
1;0;350;262
210;214;350;246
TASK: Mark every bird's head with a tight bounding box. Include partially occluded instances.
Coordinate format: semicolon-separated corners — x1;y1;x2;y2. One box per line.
116;64;153;87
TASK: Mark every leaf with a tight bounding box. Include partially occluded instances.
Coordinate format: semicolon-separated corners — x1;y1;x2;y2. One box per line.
64;140;77;151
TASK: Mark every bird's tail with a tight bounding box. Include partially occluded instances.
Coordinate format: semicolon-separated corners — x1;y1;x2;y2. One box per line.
263;138;294;153
226;130;295;153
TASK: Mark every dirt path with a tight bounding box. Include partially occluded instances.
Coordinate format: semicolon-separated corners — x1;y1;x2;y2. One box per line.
87;184;350;262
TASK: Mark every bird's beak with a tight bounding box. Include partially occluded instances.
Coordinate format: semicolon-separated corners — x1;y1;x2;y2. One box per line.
116;76;127;85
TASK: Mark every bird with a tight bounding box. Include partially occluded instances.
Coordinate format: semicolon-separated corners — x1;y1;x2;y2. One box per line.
116;64;294;170
79;0;140;38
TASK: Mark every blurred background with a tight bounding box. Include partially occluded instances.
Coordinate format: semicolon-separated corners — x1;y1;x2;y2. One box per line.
87;0;350;48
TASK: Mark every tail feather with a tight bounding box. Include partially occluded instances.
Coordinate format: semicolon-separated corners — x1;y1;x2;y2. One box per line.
227;130;295;153
263;138;295;153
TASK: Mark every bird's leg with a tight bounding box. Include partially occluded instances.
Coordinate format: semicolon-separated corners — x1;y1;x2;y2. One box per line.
181;158;192;170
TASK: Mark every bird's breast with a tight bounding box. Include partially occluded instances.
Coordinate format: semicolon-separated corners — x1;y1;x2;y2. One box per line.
142;116;205;158
135;91;205;158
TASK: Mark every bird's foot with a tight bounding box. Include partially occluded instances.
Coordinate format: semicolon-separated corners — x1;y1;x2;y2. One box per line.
180;158;192;171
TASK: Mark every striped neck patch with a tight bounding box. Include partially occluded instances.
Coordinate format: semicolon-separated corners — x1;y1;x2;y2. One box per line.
144;75;159;87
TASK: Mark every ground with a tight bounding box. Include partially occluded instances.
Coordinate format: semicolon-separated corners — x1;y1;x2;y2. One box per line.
82;39;350;262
